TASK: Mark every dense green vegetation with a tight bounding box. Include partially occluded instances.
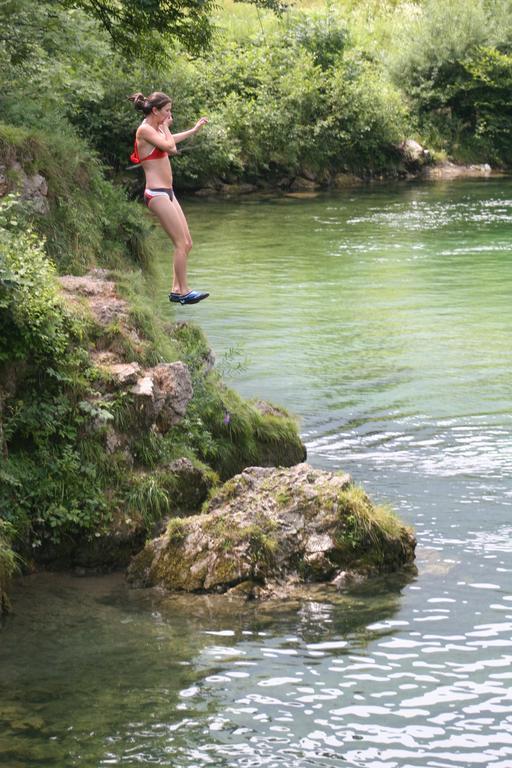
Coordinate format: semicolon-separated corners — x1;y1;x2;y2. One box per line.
0;123;151;272
0;198;304;589
3;0;511;201
1;0;510;601
387;0;512;165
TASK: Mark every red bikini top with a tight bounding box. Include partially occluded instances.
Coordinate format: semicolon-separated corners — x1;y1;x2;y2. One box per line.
130;139;168;165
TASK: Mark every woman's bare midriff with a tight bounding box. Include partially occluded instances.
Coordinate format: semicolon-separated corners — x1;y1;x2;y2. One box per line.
140;156;173;189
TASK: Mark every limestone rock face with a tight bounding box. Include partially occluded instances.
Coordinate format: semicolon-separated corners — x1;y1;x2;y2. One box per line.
130;362;193;431
127;463;416;598
59;270;130;326
59;271;193;434
0;161;49;214
106;362;143;386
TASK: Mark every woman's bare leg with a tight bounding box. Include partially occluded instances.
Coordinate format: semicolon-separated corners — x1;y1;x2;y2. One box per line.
147;195;192;294
169;195;193;291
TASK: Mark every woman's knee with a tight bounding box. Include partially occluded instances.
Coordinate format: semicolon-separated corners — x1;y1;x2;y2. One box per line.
178;236;192;254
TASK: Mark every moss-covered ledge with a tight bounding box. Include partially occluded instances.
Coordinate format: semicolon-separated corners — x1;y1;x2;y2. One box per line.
0;260;306;594
127;463;416;599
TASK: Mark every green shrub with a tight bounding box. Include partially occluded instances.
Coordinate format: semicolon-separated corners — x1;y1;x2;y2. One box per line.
126;475;170;527
0;197;72;363
284;9;349;70
0;203;109;544
320;52;407;172
389;0;512;163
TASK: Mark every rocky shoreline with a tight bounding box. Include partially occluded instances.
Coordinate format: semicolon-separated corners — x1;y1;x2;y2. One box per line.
193;162;500;198
1;267;416;606
1;144;506;216
190;142;504;198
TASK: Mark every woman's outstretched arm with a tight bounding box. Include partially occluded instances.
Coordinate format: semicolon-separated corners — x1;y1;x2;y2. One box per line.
173;117;208;144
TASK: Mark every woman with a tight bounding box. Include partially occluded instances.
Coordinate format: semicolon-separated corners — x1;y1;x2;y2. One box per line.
129;91;208;305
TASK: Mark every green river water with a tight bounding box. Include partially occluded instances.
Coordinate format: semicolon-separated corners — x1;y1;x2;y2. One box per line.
2;178;512;767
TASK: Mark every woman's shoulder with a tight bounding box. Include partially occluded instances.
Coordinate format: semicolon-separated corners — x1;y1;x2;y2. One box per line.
138;122;165;142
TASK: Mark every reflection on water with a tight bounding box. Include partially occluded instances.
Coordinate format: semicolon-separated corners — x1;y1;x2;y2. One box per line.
2;568;512;767
2;179;512;767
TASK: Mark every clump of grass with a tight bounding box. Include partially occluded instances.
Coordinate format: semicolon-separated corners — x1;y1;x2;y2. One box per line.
335;485;412;566
132;431;167;468
0;521;18;575
176;373;304;480
112;269;180;364
126;475;170;527
276;489;291;505
0;521;20;613
244;523;279;573
166;517;189;545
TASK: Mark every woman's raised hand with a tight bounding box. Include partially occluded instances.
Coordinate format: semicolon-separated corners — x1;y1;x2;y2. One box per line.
194;117;208;133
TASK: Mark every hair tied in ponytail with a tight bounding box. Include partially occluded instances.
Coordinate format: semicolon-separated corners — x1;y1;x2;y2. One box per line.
128;90;172;115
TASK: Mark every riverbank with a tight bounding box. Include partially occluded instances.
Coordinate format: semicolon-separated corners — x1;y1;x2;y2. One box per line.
0;261;416;608
190;158;505;198
0;128;500;608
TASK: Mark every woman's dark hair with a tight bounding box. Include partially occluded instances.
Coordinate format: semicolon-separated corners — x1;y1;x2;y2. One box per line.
128;91;172;115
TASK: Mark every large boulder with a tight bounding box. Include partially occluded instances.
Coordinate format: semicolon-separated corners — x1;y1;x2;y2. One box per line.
399;139;430;170
127;463;416;598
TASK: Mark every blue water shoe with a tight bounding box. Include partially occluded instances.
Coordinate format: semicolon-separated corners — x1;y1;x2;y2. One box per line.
169;290;209;305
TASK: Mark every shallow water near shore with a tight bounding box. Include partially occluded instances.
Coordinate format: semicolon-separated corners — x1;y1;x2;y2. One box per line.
2;178;512;767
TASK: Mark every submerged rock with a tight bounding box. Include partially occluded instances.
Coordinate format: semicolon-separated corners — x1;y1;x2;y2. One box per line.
127;463;416;599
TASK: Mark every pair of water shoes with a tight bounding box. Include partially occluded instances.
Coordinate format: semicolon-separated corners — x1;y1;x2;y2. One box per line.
169;290;209;305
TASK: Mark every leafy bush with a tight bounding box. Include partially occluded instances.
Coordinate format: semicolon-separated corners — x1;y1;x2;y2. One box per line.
317;52;407;173
0;201;110;543
166;16;408;184
458;47;512;164
0;519;18;605
0;197;71;363
284;9;349;70
389;0;512;163
1;0;411;188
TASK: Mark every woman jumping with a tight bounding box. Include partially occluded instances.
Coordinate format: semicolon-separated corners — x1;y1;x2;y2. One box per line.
129;91;208;305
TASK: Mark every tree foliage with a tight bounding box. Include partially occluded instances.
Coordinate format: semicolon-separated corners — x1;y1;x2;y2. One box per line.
57;0;288;61
389;0;512;162
59;0;215;60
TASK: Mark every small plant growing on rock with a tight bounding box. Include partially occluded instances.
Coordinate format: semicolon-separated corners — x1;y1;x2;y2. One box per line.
126;476;170;527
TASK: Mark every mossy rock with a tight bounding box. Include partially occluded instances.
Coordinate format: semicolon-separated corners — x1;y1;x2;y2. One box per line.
159;458;218;513
127;463;416;598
